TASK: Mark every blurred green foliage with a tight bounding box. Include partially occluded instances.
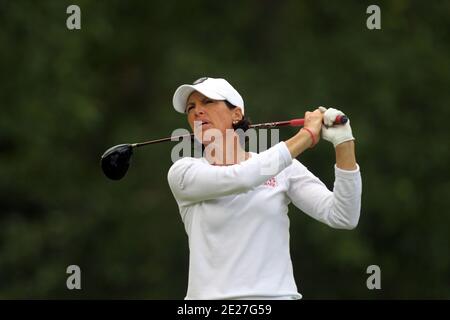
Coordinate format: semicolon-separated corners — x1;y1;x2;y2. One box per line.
0;0;449;299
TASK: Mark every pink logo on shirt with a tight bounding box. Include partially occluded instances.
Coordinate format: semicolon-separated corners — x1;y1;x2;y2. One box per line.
264;177;277;188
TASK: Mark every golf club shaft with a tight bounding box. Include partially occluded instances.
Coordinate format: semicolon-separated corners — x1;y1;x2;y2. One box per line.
132;116;348;148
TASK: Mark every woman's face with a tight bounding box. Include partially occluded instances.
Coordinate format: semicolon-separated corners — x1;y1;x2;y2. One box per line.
186;91;242;142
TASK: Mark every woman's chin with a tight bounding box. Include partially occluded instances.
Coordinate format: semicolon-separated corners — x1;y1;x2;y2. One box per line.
193;126;224;145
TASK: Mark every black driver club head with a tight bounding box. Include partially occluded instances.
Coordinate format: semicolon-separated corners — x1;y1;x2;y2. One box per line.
101;144;133;180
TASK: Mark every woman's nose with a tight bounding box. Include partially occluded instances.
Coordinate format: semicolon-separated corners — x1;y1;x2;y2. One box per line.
194;106;205;116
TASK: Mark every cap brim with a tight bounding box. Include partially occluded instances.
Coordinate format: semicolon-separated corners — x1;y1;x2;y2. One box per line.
172;84;226;113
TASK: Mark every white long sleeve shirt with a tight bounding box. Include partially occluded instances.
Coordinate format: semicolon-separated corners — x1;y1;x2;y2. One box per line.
167;142;362;300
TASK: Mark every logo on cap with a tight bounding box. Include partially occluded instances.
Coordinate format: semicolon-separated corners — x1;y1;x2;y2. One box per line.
193;77;208;85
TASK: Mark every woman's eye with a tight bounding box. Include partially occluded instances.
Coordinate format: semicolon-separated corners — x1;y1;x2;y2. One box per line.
204;99;213;104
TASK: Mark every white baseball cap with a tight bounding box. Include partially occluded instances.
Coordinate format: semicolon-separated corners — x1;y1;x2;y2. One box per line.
172;77;245;114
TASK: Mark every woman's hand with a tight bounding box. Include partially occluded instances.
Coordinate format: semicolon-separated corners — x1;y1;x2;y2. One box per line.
285;108;323;158
302;109;323;147
319;106;357;170
319;107;355;147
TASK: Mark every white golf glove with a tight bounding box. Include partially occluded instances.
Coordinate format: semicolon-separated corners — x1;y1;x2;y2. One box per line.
319;106;355;147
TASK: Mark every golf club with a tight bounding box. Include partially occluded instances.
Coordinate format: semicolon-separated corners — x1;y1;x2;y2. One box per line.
101;115;348;180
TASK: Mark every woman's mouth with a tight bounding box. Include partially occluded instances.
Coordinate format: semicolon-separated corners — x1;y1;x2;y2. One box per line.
202;121;211;128
195;120;211;130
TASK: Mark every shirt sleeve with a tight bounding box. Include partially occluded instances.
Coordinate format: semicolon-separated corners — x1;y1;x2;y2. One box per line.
167;142;293;205
286;160;362;229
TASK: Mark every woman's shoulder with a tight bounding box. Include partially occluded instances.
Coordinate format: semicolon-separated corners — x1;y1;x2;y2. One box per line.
170;155;206;166
168;156;206;173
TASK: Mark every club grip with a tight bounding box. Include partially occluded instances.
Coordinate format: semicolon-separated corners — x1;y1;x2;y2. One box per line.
289;119;305;126
289;115;348;127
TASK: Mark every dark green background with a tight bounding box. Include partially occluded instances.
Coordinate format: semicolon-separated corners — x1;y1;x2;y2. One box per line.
1;0;449;299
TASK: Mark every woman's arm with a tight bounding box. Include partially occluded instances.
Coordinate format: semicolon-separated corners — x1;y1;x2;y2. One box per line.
287;107;361;229
285;109;323;157
168;109;323;206
286;160;361;229
336;140;357;170
167;142;292;205
168;109;325;206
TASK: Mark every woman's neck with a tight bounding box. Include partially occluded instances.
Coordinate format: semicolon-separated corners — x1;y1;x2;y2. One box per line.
204;132;250;165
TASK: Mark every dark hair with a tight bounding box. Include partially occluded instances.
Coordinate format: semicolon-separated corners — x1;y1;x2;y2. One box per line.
224;101;251;131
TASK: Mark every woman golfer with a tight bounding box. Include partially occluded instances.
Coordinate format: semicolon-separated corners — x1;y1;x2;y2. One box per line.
168;77;362;300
